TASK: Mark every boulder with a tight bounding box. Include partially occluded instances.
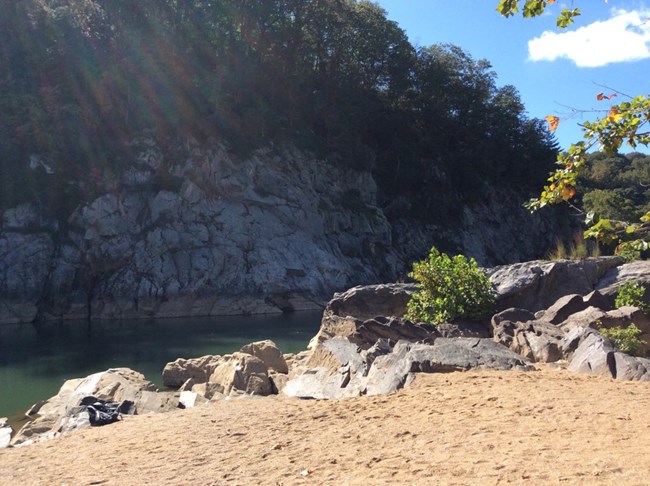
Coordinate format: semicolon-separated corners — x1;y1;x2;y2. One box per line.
492;318;565;363
612;353;650;381
568;333;616;378
559;306;608;332
540;294;590;324
408;338;533;373
596;260;650;296
491;308;536;327
208;352;273;397
178;391;208;409
558;305;650;357
489;257;623;312
560;326;598;360
0;418;11;449
308;314;436;350
11;368;170;447
240;340;288;374
323;283;416;321
162;355;223;388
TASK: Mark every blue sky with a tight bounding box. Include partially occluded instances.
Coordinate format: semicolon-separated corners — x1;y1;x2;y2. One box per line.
375;0;650;153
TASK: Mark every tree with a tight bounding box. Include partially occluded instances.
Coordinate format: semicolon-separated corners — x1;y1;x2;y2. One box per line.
497;1;650;255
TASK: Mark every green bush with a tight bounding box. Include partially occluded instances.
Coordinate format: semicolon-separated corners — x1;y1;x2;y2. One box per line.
615;281;650;314
597;323;645;356
406;246;495;325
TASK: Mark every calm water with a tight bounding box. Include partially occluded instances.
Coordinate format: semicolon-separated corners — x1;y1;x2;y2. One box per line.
0;311;322;419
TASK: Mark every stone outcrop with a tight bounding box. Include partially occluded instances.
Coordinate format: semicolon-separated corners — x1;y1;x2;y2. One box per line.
489;257;624;312
162;355;224;389
162;340;288;400
239;340;288;374
322;284;416;321
308;315;437;350
284;337;532;399
11;368;176;447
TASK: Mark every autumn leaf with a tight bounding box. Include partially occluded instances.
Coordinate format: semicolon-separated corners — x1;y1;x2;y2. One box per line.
561;185;576;200
597;92;617;101
607;107;623;122
547;0;555;3
545;115;559;131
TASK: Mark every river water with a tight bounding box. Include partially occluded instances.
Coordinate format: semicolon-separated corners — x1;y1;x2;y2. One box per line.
0;311;322;419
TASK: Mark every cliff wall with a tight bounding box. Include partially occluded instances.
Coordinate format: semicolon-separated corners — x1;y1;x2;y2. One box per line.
0;141;570;324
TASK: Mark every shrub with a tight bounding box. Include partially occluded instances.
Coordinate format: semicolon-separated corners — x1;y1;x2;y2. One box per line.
615;281;650;314
406;246;495;325
597;323;645;356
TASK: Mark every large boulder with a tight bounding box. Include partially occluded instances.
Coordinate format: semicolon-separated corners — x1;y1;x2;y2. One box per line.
323;283;416;321
162;355;224;388
240;340;288;374
612;353;650;381
11;368;175;447
568;333;617;378
207;352;273;397
567;331;650;381
492;318;565;363
596;260;650;296
489;257;623;312
308;315;436;350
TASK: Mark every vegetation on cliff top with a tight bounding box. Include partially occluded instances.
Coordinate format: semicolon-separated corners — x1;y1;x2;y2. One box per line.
0;0;557;224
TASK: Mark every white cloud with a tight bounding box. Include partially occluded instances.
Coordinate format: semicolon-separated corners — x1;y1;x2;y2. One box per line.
528;9;650;67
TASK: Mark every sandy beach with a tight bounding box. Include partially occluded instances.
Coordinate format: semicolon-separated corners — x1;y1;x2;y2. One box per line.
1;366;650;485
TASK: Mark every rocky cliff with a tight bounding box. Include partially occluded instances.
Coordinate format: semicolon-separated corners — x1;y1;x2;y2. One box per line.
0;140;570;324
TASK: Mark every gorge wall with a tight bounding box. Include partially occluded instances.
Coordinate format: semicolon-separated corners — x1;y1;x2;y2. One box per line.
0;141;571;324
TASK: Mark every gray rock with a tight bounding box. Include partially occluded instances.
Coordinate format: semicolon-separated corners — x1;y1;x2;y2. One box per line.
0;418;11;449
208;352;273;397
308;314;436;350
541;294;590;324
492;318;565;363
490;257;623;312
596;261;650;296
558;306;608;332
240;340;288;374
11;368;161;446
323;283;416;320
178;391;208;409
409;338;533;372
560;326;598;360
612;353;650;381
286;337;531;400
568;333;616;378
492;308;536;327
162;355;223;388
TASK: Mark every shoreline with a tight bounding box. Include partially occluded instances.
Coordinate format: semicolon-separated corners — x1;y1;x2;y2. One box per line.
2;365;650;485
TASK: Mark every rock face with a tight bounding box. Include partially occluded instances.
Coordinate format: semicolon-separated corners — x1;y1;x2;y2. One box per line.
0;140;570;324
490;257;624;312
284;337;532;399
11;368;176;447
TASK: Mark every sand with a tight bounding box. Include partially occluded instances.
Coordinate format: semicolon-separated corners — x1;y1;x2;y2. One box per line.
1;366;650;485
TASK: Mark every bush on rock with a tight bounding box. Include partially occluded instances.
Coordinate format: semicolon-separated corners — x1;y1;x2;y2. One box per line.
406;246;495;326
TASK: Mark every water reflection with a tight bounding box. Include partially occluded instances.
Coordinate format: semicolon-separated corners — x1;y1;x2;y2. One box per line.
0;311;322;418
